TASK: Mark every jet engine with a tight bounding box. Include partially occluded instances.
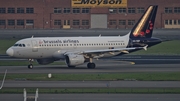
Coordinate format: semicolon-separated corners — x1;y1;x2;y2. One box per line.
65;54;85;66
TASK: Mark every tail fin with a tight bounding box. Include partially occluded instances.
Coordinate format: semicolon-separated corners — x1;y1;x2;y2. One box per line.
129;5;158;38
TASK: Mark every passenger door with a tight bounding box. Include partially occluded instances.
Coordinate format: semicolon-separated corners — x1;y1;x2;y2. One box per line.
31;40;38;52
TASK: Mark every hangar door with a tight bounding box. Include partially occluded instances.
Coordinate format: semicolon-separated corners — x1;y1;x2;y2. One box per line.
91;14;107;28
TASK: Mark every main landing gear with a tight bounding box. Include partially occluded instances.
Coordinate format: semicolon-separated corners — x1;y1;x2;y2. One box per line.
87;58;96;69
28;59;34;69
87;63;96;69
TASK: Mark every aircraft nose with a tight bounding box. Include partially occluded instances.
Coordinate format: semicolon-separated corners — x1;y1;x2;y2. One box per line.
6;48;14;56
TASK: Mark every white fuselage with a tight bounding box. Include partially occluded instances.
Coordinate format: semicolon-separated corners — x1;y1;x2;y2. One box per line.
7;34;129;59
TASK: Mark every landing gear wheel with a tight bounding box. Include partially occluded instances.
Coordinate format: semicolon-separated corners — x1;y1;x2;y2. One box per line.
87;63;96;69
28;64;33;69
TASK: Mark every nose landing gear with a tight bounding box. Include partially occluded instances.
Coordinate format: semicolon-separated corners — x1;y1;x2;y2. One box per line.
28;59;34;69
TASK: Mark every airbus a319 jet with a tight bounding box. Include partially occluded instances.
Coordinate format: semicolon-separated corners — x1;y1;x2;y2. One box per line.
6;5;161;69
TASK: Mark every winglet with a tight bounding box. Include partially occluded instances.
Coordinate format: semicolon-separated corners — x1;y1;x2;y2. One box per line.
143;45;148;51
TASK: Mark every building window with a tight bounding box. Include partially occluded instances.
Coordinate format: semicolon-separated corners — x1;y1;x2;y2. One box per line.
17;8;24;13
8;8;15;13
17;20;24;26
119;8;126;13
73;8;80;13
137;7;144;13
128;7;136;13
119;20;126;25
8;20;15;25
165;7;173;13
174;20;177;25
165;20;168;25
82;8;90;13
54;8;61;13
0;20;5;25
128;20;135;25
26;8;34;13
0;8;6;13
63;8;71;13
109;20;116;25
64;20;70;25
178;20;180;25
82;20;89;25
26;20;34;25
169;20;172;25
174;7;180;13
73;20;80;25
109;8;117;13
54;20;61;25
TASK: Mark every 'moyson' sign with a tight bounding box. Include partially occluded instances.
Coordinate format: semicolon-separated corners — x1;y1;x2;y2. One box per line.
72;0;127;8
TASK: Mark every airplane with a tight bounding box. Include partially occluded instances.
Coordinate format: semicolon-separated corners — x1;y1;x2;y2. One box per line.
6;5;161;69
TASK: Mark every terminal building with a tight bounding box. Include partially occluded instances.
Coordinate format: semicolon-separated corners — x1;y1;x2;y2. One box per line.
0;0;180;29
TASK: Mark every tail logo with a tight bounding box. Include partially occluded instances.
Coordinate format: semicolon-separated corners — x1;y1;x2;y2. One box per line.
133;6;153;37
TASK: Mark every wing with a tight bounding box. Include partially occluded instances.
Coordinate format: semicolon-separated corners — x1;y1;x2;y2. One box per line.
64;45;147;55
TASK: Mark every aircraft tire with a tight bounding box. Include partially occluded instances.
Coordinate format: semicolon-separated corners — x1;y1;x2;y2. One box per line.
87;63;96;69
28;64;33;69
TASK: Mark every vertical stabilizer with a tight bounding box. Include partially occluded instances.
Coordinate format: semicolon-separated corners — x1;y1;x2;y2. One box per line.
129;5;158;38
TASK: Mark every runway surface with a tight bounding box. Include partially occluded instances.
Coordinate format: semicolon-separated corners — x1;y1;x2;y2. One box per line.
3;81;180;88
1;63;180;74
0;94;180;101
0;55;180;73
0;29;180;41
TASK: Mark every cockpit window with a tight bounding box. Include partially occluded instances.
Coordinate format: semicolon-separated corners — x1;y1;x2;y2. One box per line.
13;43;26;47
22;44;25;47
14;44;19;46
19;44;22;47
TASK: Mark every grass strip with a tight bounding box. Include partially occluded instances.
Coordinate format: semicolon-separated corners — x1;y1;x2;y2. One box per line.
130;40;180;55
1;88;180;94
1;72;180;81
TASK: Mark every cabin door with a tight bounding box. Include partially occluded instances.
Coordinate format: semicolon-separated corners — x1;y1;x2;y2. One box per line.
31;40;38;52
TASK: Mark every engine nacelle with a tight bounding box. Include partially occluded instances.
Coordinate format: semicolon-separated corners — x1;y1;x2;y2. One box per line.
37;59;54;65
65;54;85;66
